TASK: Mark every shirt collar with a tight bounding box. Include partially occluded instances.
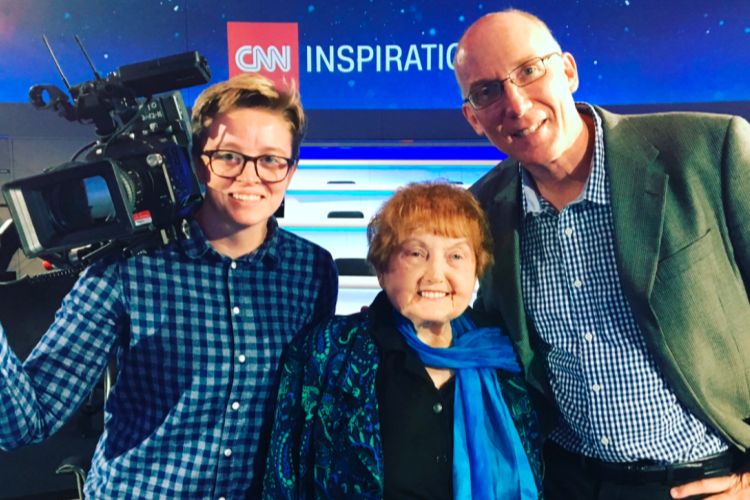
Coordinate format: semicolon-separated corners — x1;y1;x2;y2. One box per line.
180;215;281;269
521;102;607;216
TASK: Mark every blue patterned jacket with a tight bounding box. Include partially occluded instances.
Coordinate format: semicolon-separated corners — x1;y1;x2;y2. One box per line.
262;292;543;499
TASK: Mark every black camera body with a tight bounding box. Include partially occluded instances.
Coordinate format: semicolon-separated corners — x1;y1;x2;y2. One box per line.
3;51;211;268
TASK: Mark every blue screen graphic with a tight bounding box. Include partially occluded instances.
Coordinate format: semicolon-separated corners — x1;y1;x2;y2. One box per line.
0;0;748;109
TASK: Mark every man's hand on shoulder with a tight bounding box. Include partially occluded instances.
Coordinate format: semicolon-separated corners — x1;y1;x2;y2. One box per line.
671;465;750;499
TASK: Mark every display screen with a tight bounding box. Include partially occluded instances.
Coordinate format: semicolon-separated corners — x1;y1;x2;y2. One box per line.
0;0;748;110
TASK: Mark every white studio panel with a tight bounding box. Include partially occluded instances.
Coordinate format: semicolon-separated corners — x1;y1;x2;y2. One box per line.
365;169;479;186
285;161;495;226
281;226;369;261
336;277;380;315
294;160;496;188
282;190;393;225
336;288;382;315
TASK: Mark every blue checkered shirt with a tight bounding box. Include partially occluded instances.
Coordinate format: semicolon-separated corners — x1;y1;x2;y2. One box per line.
519;104;728;463
0;216;338;498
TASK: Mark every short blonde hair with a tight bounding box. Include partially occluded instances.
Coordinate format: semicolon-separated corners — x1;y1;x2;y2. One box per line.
367;181;494;276
191;73;307;161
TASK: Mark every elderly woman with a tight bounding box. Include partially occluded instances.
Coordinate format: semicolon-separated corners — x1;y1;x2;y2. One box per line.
263;182;543;499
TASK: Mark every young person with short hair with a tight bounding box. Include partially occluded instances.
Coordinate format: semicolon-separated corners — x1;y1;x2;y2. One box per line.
0;73;337;499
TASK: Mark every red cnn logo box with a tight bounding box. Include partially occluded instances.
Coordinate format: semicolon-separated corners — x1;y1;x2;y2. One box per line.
227;22;299;89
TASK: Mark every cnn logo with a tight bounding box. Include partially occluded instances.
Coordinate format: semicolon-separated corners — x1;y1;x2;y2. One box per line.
227;22;299;88
235;46;291;72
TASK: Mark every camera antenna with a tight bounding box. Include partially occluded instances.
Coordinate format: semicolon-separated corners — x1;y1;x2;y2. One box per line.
41;34;71;90
74;35;102;81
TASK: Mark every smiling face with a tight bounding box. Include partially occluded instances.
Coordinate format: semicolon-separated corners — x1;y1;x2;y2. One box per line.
195;107;295;241
378;231;477;329
454;12;585;170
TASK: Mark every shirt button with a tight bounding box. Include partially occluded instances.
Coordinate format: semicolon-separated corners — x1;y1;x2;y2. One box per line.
231;261;237;269
601;437;610;446
232;402;240;410
433;403;443;414
238;354;246;363
224;448;232;457
565;227;574;236
573;279;582;289
232;306;240;315
585;333;594;342
435;454;448;463
592;384;601;393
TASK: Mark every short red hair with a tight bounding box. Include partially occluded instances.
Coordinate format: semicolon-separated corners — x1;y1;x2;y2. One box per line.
367;181;494;276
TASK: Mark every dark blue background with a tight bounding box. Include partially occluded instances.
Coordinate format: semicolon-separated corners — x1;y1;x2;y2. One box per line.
1;0;748;109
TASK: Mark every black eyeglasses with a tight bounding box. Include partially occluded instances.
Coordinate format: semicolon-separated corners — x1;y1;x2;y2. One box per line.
464;52;562;110
201;150;295;183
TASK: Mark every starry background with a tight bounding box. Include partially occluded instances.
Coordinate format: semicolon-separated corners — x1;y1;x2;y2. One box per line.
0;0;748;109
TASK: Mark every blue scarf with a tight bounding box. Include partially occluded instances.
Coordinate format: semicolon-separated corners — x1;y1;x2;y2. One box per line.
393;309;538;500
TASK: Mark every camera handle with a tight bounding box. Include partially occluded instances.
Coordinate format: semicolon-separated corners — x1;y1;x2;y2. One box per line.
28;85;77;122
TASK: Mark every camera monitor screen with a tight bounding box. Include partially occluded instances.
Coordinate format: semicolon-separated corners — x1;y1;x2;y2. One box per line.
3;161;134;257
46;175;116;232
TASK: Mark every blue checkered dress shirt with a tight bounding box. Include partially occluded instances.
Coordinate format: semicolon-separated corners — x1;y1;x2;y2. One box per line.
0;216;338;498
519;104;728;463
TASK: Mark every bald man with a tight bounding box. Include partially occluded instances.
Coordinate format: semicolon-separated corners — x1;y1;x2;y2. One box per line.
456;9;750;500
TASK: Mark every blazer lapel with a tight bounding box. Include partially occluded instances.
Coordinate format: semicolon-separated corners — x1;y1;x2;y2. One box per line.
598;107;667;309
487;171;527;346
481;164;557;405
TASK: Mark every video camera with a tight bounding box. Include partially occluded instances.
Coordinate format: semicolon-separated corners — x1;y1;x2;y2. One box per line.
2;36;211;269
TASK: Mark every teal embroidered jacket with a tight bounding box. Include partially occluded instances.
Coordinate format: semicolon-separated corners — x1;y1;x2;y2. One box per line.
262;292;543;499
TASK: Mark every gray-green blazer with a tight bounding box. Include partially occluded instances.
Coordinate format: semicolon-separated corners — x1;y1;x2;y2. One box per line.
470;106;750;451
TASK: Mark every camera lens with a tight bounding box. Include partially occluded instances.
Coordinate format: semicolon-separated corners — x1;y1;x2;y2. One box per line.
114;168;143;207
